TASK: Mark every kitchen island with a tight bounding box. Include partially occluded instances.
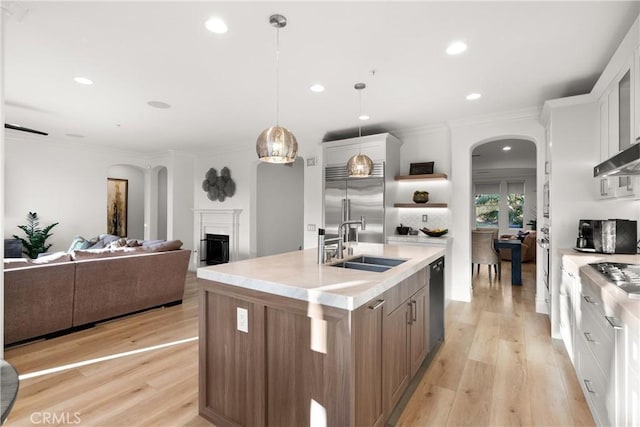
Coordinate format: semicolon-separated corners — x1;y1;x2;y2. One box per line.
197;243;445;427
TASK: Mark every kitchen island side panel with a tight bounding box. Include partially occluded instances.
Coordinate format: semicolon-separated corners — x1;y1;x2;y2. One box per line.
199;279;353;427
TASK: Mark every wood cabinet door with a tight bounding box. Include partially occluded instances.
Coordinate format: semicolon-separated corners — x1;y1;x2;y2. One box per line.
353;298;385;427
409;286;429;377
382;301;410;415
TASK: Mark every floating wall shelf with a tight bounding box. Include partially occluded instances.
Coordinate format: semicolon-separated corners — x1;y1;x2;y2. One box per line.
393;203;448;208
394;173;448;181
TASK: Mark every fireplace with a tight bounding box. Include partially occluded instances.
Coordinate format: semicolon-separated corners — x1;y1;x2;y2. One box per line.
205;234;229;265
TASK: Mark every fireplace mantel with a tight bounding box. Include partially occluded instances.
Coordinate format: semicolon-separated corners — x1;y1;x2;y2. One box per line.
193;209;242;267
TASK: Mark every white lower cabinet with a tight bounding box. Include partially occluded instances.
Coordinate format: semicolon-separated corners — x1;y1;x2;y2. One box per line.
625;326;640;427
559;264;575;361
562;256;634;426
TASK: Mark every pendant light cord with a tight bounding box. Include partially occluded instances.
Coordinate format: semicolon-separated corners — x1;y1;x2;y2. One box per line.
276;26;280;127
358;85;363;154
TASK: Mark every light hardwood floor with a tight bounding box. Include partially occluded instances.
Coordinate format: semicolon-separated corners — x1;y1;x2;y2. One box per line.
396;262;594;427
4;263;593;426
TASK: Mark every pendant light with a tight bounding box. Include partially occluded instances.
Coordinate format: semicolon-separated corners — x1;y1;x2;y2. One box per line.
256;14;298;164
347;83;373;177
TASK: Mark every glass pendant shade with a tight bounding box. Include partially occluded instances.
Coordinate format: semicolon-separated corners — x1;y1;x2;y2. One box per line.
256;14;298;164
348;82;373;177
347;153;373;177
256;125;298;163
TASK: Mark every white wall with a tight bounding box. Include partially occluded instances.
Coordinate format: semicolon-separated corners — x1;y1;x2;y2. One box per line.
157;166;168;240
193;147;255;259
256;158;304;256
4;135;192;253
167;150;194;247
449;110;546;302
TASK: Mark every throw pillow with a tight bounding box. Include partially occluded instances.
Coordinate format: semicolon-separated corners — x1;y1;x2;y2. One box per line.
68;236;92;252
143;240;183;252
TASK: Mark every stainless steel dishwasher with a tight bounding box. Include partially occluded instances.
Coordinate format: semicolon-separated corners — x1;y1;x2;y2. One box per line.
429;257;445;352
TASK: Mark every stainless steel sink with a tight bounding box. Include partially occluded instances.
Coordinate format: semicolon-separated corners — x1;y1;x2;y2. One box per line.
329;255;407;273
346;256;407;267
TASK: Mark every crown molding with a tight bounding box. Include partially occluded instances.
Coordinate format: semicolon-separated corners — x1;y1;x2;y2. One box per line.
540;93;595;124
447;106;542;129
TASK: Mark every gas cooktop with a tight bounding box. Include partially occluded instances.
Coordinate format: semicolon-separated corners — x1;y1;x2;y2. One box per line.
589;262;640;299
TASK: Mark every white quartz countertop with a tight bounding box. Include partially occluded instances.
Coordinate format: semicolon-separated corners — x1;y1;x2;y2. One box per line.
560;249;640;326
197;243;445;310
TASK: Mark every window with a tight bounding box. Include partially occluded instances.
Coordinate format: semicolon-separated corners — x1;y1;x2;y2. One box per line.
474;181;527;230
475;183;500;228
507;182;525;229
475;194;500;228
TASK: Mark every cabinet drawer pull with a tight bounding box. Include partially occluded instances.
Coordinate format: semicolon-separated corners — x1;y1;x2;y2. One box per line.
584;379;596;394
411;300;417;322
368;299;385;310
583;295;597;305
584;332;597;343
605;316;623;330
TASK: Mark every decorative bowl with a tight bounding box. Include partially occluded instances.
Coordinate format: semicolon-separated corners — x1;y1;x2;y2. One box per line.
412;191;429;203
420;228;448;237
396;224;411;235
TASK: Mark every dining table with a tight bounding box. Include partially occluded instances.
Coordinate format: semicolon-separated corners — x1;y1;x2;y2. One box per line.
494;239;522;285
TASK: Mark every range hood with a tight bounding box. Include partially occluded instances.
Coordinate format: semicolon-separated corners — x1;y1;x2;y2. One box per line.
594;140;640;177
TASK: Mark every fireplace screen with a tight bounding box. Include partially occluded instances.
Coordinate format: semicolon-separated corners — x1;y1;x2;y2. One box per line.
205;234;230;265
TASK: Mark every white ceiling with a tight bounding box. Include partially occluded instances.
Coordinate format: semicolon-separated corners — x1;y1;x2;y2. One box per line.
3;1;639;154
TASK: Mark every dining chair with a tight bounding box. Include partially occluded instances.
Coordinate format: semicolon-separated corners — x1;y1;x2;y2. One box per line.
471;229;501;285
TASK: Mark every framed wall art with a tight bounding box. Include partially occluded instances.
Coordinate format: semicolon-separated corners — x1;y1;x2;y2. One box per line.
107;178;128;237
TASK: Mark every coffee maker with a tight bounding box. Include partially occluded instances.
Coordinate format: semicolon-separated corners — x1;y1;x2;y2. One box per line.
578;219;637;254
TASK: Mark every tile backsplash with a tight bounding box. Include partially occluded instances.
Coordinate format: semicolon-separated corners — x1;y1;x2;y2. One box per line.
397;209;451;233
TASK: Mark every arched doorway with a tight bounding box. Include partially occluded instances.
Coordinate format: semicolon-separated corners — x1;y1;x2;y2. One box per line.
449;116;545;304
472;139;537;235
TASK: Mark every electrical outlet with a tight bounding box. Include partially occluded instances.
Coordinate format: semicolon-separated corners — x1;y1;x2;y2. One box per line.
422;214;428;222
237;307;248;333
307;224;316;231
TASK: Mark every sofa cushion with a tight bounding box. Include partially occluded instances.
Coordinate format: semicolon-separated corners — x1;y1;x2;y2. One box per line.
71;246;143;260
4;258;30;270
143;240;183;252
32;251;73;265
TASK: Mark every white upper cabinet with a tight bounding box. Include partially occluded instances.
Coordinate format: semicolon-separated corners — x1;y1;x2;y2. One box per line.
593;17;640;200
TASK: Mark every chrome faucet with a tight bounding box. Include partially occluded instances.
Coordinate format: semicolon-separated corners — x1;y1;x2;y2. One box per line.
337;216;366;259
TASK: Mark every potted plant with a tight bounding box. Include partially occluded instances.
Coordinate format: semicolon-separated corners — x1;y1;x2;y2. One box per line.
13;212;59;259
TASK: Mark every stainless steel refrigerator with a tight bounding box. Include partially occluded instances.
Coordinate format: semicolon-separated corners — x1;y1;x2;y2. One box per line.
324;163;385;243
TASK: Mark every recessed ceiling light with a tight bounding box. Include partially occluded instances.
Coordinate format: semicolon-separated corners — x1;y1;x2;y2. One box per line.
310;84;325;93
466;93;482;101
358;115;370;121
446;41;467;55
503;146;512;151
147;101;171;109
205;17;228;34
74;77;93;85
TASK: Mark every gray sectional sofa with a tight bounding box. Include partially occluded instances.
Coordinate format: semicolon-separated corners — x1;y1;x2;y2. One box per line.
3;241;190;345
